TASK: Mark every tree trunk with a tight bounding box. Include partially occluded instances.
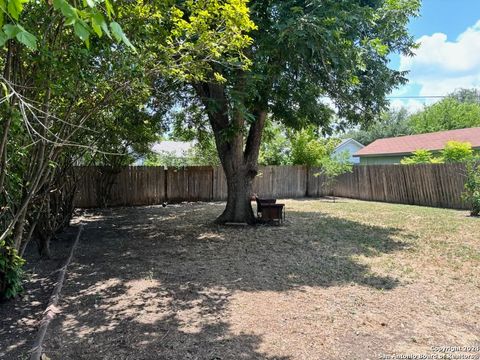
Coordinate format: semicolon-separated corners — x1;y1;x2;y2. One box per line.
0;42;17;196
37;233;52;259
217;165;256;224
193;82;267;225
12;205;28;251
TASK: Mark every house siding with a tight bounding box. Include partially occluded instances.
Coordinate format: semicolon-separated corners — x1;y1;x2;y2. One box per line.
359;155;405;165
333;139;364;164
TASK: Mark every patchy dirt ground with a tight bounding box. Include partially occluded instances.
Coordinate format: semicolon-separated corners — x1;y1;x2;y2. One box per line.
5;199;480;359
0;226;79;359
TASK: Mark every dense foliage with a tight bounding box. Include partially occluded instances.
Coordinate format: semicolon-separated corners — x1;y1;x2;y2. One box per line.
0;238;25;300
400;149;442;165
289;128;340;167
401;141;477;165
409;98;480;134
259;121;290;166
463;160;480;217
0;0;254;299
441;141;475;163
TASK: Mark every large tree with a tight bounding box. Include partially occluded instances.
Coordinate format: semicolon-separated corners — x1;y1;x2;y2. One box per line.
188;0;420;224
344;107;412;145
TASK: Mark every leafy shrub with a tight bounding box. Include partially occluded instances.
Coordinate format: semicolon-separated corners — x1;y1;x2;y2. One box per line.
0;240;25;300
441;141;474;163
401;142;477;165
462;161;480;217
317;152;353;201
400;149;442;165
289;127;339;166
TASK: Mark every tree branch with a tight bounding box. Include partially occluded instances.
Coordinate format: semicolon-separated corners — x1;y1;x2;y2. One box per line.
244;107;267;167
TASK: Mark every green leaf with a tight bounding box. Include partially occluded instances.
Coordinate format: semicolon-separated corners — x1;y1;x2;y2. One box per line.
369;38;389;57
109;21;122;42
104;0;114;19
73;21;90;42
0;30;7;47
7;0;23;20
64;17;75;26
3;24;20;38
16;29;37;50
91;19;101;37
110;21;135;51
100;18;110;38
91;12;108;37
53;0;77;18
0;0;4;28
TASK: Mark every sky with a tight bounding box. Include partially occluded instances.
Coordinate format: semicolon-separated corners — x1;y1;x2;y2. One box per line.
389;0;480;112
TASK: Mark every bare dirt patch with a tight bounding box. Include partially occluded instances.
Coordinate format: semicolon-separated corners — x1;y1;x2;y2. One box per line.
12;199;480;359
0;226;79;359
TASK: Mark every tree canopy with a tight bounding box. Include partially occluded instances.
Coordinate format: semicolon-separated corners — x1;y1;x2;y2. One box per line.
344;107;412;145
0;0;255;299
409;97;480;134
187;0;420;223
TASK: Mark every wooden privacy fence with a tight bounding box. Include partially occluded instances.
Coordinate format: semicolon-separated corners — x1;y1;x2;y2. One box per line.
329;163;468;210
74;164;469;210
74;166;308;208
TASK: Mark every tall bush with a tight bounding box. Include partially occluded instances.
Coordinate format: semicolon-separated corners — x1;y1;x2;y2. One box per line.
462;161;480;217
289;128;339;167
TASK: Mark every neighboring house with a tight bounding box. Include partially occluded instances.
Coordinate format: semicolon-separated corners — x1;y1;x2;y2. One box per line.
354;127;480;165
332;138;365;164
135;141;196;165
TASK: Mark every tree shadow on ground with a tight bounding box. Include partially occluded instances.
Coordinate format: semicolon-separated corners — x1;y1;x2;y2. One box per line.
0;227;79;360
38;203;415;359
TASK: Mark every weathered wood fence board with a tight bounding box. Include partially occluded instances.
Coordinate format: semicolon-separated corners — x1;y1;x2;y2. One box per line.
74;166;167;208
329;163;467;209
74;164;469;210
253;166;307;198
212;167;228;201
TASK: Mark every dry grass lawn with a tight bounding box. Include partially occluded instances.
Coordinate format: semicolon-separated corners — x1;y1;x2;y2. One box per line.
39;199;480;359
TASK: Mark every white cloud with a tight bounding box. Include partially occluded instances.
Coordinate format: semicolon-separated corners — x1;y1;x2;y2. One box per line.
389;99;426;114
399;19;480;96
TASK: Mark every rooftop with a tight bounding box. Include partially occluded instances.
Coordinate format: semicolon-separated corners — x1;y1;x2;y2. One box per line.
355;127;480;157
